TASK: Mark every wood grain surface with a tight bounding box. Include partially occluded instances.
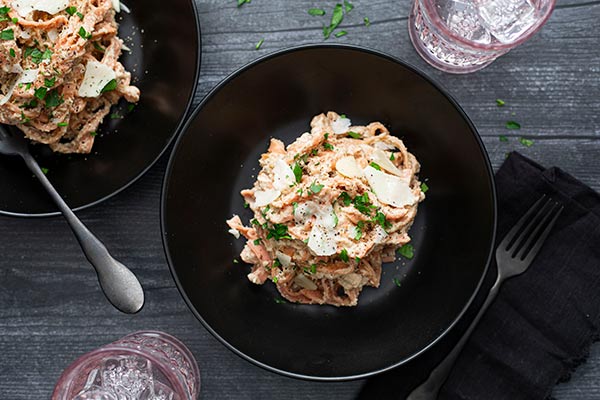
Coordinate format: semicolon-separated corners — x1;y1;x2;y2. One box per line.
1;0;599;399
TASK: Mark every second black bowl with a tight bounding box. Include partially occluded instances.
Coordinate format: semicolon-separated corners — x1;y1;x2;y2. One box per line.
162;44;496;380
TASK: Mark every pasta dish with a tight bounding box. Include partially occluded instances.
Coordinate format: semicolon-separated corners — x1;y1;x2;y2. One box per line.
0;0;139;153
227;112;425;306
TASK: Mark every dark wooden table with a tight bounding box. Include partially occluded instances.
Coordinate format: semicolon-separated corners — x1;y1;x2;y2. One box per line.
1;1;598;398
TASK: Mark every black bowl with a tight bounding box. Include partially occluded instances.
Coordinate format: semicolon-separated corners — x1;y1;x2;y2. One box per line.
161;44;496;380
0;0;201;217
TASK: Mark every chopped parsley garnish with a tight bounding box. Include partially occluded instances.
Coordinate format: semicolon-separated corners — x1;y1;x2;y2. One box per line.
255;38;264;50
324;133;329;140
506;121;521;130
9;48;15;57
44;90;63;108
20;112;30;123
352;193;376;215
499;135;508;142
272;276;278;283
310;148;318;156
332;209;338;227
34;87;47;100
100;78;117;93
347;131;361;139
44;77;56;87
1;29;14;40
57;122;68;127
293;163;302;183
338;192;352;206
93;41;105;52
393;278;401;287
323;3;344;39
0;6;10;14
420;182;429;193
41;167;49;175
76;11;84;19
323;142;334;151
308;8;325;16
304;264;317;274
364;17;371;26
309;181;324;194
233;259;239;264
11;17;17;23
519;137;534;147
339;249;349;262
390;152;395;161
251;218;260;226
496;99;505;107
274;297;286;304
397;243;414;259
267;224;292;240
243;202;249;208
26;47;52;64
369;162;381;171
110;113;123;119
22;99;37;109
237;0;251;6
90;131;97;137
297;188;303;196
78;27;92;39
292;202;298;213
371;211;391;230
355;257;361;263
272;259;281;269
334;30;347;38
344;0;354;12
253;238;262;245
354;221;364;240
127;103;136;112
65;6;77;15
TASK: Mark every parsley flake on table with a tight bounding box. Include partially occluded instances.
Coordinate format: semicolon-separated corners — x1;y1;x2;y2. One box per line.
339;249;349;262
499;135;508;142
1;29;14;41
506;121;521;130
308;8;325;16
344;0;354;12
323;3;344;39
519;137;534;147
496;99;505;107
255;38;264;50
364;17;371;26
237;0;251;7
397;243;414;259
335;30;347;38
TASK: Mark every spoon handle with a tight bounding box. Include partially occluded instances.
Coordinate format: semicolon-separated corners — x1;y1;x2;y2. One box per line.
22;153;144;314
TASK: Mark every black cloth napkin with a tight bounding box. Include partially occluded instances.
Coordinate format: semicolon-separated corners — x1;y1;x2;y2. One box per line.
357;152;600;400
440;152;600;400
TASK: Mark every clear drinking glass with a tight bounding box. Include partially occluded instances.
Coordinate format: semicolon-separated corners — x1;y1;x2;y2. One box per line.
408;0;556;73
52;331;200;400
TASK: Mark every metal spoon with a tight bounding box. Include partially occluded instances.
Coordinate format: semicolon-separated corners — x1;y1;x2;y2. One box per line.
0;126;144;314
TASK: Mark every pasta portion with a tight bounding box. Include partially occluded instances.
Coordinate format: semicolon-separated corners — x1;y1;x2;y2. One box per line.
0;0;139;153
227;112;425;307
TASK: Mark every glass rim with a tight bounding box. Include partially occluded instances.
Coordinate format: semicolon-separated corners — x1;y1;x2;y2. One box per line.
51;332;199;400
418;0;557;51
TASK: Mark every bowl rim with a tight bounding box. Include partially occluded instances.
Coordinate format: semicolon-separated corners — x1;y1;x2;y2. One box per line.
160;43;497;381
0;0;203;218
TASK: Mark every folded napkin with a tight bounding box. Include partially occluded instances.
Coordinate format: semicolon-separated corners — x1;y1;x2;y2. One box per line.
357;152;600;400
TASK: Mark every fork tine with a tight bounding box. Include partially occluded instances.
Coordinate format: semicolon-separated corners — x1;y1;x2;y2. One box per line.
510;198;553;256
499;195;547;252
515;202;558;260
522;205;564;265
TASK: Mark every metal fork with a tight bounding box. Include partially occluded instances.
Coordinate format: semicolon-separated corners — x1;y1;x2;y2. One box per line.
0;126;144;314
407;194;564;400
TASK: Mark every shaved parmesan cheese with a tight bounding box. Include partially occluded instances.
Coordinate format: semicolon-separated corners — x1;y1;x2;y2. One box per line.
111;0;120;12
363;166;417;208
336;156;363;178
78;61;116;98
294;274;318;290
276;251;292;268
294;201;319;224
371;149;403;176
47;29;58;42
120;2;131;12
373;141;396;151
373;225;388;244
228;228;240;239
0;66;23;106
19;68;38;84
308;224;337;256
13;0;69;16
0;80;18;106
272;158;295;191
254;189;280;207
316;204;336;229
332;116;351;134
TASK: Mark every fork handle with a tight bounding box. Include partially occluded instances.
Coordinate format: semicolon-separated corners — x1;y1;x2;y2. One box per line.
407;275;503;400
